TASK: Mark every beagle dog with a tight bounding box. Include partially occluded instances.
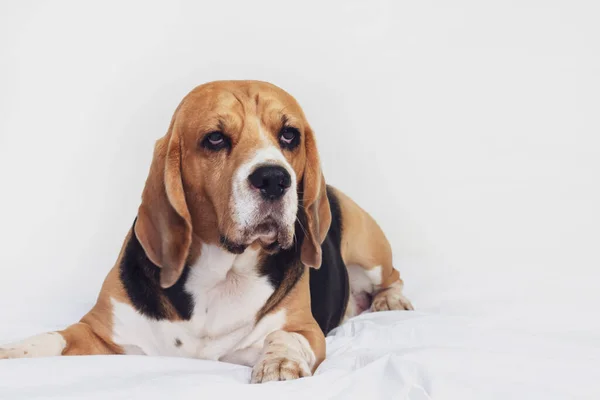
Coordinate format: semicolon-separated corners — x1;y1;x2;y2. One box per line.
0;81;413;383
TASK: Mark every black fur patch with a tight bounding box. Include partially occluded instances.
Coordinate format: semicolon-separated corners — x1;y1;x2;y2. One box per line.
258;182;311;290
121;189;349;334
258;186;350;334
119;220;194;320
258;222;306;311
308;186;350;334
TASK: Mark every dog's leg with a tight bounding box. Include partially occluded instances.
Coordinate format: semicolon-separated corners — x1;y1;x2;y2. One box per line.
329;187;414;315
0;322;117;359
347;250;413;313
251;269;325;383
369;267;414;312
0;332;66;359
346;262;413;317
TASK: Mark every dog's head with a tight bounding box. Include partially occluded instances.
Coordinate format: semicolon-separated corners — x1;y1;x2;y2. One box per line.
134;81;331;287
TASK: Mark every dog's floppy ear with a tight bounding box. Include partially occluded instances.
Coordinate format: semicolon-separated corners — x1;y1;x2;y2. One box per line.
300;125;332;269
134;117;192;288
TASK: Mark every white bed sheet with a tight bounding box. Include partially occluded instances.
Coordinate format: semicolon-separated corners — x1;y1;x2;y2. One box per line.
1;308;598;400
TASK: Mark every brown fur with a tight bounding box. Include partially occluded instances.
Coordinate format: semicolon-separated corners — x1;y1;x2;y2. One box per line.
331;186;403;289
299;127;332;270
59;323;118;356
62;231;133;355
255;257;304;322
268;265;326;372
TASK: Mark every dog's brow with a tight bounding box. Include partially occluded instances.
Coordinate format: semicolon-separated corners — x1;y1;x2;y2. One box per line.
215;113;243;133
230;91;246;114
217;119;226;132
281;114;289;126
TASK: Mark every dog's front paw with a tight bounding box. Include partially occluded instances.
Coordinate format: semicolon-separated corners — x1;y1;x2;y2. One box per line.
250;330;315;383
251;354;311;383
0;333;65;359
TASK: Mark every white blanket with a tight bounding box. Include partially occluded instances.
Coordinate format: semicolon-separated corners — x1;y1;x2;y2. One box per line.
1;307;598;399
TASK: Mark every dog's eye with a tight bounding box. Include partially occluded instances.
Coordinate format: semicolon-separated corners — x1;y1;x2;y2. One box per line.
202;131;230;151
207;132;224;145
279;127;300;149
280;130;295;143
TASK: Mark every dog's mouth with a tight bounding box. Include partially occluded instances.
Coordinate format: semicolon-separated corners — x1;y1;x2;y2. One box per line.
220;217;294;255
253;219;278;242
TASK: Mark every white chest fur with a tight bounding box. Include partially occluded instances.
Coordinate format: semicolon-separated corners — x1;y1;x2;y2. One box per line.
111;244;285;366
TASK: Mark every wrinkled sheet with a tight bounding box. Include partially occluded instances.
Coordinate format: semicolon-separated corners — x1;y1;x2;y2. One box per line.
1;309;599;400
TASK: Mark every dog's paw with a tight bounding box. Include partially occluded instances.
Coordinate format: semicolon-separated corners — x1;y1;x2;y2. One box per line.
251;354;311;383
250;331;314;383
371;282;414;311
0;333;65;359
0;347;16;359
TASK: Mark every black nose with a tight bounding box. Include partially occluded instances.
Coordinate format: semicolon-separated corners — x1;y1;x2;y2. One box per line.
248;165;292;201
